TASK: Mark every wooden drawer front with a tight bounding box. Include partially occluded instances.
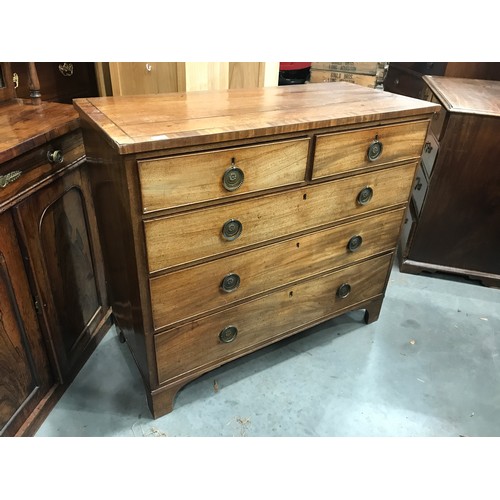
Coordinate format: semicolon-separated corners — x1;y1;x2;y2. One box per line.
144;162;417;273
312;120;428;179
384;66;426;99
150;208;405;330
155;253;392;384
429;96;446;141
0;130;83;209
421;132;438;177
412;161;428;217
138;138;310;213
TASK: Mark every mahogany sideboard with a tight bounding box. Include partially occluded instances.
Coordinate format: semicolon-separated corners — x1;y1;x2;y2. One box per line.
0;65;111;436
73;82;439;418
399;76;500;287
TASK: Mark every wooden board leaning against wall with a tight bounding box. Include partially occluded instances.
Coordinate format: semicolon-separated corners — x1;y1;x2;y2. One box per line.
94;62;280;96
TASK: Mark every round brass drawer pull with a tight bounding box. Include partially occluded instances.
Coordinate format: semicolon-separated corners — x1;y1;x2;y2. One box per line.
219;325;238;343
221;273;240;293
357;186;373;205
222;165;245;191
347;235;363;252
367;138;383;161
47;150;64;164
337;283;351;299
222;219;242;241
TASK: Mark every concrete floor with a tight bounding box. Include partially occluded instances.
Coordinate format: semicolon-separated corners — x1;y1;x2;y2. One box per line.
35;261;500;437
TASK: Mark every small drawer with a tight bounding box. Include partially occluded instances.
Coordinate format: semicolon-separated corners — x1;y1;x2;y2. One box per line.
429;95;446;141
149;208;405;330
154;253;392;384
399;201;417;260
312;120;429;179
0;129;84;209
384;66;427;99
421;132;438;177
412;161;428;216
138;138;310;213
144;161;418;273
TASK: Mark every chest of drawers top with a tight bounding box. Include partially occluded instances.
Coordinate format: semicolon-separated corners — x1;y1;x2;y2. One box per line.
423;76;500;117
73;82;439;155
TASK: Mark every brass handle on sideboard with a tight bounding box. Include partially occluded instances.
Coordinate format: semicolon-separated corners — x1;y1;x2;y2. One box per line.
47;150;64;164
222;162;245;191
220;273;241;293
58;63;74;77
219;325;238;343
221;219;243;241
0;170;22;188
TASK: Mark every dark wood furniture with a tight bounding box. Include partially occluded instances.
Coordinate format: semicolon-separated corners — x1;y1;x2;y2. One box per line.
74;82;438;417
10;62;99;104
0;62;111;436
384;63;500;99
399;76;500;287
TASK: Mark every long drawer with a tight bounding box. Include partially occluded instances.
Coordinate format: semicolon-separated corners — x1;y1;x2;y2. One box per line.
144;161;417;273
154;253;392;384
138;138;310;213
150;208;404;330
312;120;428;179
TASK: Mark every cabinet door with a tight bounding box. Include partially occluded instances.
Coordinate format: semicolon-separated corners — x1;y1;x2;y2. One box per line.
0;211;54;437
14;165;109;382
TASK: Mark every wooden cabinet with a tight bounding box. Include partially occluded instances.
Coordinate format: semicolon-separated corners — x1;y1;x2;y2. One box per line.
96;62;280;96
0;93;111;436
75;82;438;418
10;62;99;104
399;76;500;287
384;62;500;99
0;211;54;436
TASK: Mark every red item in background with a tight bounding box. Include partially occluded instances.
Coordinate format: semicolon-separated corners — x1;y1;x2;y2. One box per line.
280;62;311;71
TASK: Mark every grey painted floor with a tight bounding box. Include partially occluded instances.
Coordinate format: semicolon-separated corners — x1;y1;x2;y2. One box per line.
35;261;500;437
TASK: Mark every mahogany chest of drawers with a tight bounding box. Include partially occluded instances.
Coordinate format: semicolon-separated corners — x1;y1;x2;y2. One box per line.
74;83;439;417
399;76;500;287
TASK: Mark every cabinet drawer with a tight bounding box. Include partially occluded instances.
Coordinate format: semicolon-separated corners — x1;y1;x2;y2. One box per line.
412;161;428;216
0;130;84;209
138;138;309;213
421;132;438;177
429;95;446;140
312;120;428;179
150;208;405;330
144;162;417;273
154;253;392;384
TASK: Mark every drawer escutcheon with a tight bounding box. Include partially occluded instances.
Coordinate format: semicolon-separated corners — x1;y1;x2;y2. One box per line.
357;186;373;205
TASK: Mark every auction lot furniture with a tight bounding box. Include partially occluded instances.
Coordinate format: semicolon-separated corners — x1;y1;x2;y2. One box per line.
74;82;439;417
399;76;500;287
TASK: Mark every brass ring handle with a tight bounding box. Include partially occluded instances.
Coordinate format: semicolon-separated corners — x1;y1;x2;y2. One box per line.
0;170;22;189
220;273;241;293
222;219;242;241
222;164;245;191
219;325;238;343
47;150;64;164
347;235;363;252
367;137;383;161
357;186;373;205
337;283;351;299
